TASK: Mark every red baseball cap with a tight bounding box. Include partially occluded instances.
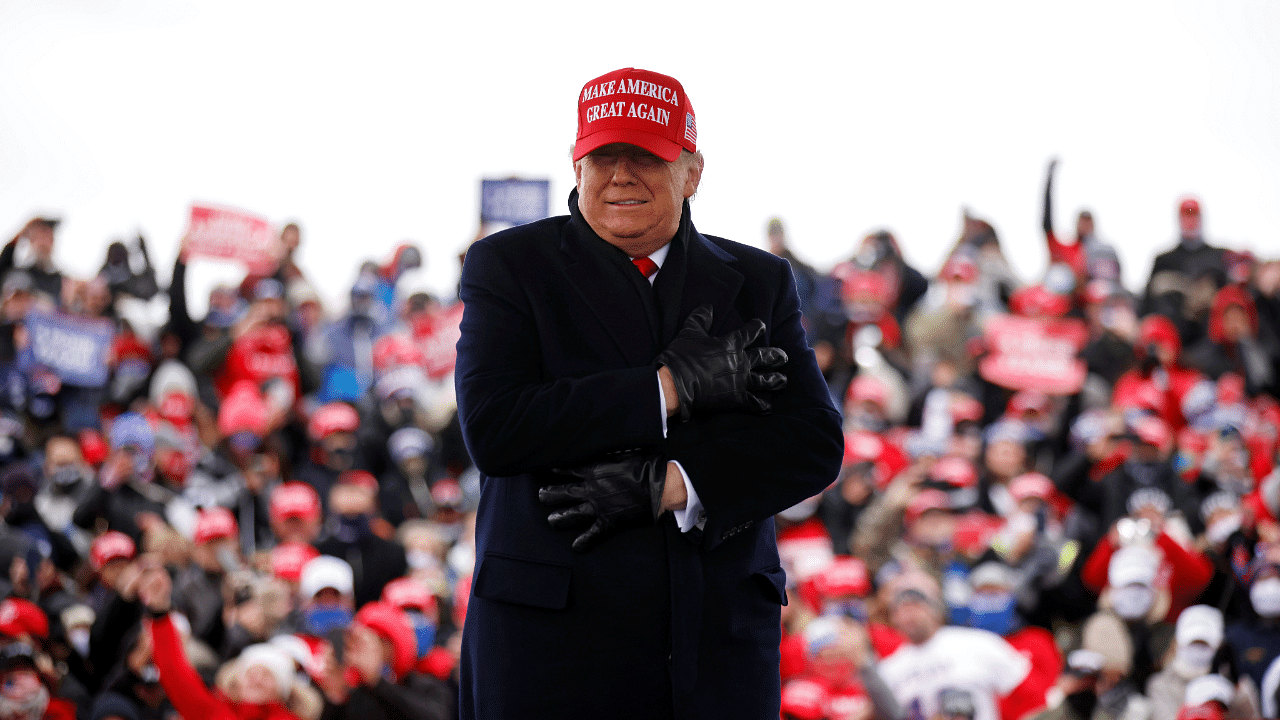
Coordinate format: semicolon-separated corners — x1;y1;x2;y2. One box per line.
307;402;360;441
1179;197;1201;216
0;598;48;640
90;530;136;571
271;542;320;583
270;482;322;523
382;577;438;614
574;68;696;162
337;470;378;495
193;507;238;544
1009;472;1056;502
811;556;871;599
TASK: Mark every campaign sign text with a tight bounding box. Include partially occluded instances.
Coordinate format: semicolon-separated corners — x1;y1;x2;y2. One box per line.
25;311;114;387
480;179;550;226
979;314;1089;394
185;203;280;272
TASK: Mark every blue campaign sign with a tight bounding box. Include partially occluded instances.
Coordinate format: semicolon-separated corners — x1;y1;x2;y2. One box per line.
480;179;551;226
24;311;114;387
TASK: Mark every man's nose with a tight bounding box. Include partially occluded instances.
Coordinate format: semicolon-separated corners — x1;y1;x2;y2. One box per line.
610;157;639;183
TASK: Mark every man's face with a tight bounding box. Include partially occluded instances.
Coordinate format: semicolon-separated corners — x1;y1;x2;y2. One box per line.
26;225;54;260
574;143;701;258
890;597;941;645
1076;214;1095;239
1179;210;1202;238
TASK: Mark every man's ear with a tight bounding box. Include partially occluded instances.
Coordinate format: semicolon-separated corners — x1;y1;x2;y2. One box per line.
573;159;584;191
682;153;704;199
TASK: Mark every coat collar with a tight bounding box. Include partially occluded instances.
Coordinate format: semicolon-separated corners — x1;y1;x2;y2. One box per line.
560;190;743;362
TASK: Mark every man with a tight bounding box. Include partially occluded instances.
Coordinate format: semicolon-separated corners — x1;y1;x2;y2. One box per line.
454;67;843;719
877;572;1030;720
314;471;407;607
1;217;64;305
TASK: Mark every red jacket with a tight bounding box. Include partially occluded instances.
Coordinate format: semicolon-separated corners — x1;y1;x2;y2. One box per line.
1080;532;1214;621
149;613;303;720
999;626;1061;720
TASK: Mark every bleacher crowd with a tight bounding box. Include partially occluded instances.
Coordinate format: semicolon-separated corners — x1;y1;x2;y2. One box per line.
0;159;1277;720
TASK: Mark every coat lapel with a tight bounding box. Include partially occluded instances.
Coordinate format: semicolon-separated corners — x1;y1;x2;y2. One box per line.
560;193;661;364
678;225;744;338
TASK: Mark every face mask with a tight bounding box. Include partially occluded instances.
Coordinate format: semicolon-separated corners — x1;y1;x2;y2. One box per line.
447;542;474;578
968;591;1017;636
1111;584;1155;621
68;628;90;658
1250;577;1280;618
406;550;438;572
303;604;352;635
334;513;371;543
50;466;83;490
405;610;436;657
1174;643;1215;677
1065;690;1098;719
1124;460;1163;488
325;446;356;472
822;600;868;623
1205;515;1241;546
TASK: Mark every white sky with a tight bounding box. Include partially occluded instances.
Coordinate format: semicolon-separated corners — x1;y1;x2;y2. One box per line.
3;0;1278;315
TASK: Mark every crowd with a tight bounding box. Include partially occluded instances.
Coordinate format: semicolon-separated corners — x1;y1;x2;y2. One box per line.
0;157;1277;720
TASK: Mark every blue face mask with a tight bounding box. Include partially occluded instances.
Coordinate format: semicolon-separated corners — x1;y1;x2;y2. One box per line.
334;513;371;543
304;604;352;635
822;599;868;623
968;591;1017;636
405;610;436;657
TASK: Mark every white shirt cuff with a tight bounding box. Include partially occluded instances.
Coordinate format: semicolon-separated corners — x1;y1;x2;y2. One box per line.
670;461;705;532
657;370;669;438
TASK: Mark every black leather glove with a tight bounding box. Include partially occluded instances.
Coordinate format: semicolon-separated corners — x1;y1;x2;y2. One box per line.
538;452;666;552
655;305;788;422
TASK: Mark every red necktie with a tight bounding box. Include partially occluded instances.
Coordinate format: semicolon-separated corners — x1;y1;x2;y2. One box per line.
632;256;658;279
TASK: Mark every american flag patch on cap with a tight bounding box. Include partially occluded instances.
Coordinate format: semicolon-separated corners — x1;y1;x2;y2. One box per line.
684;112;697;145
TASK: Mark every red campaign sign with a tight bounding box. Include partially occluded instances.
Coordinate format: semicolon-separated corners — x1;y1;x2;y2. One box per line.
979;314;1089;394
415;302;465;380
185;204;280;273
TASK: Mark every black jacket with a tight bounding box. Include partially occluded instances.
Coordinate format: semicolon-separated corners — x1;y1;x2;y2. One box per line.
453;191;843;719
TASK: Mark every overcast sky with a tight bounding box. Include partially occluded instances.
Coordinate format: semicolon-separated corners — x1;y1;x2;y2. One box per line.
3;0;1278;315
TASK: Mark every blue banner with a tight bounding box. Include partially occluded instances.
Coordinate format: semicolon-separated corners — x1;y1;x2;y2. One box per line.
24;311;114;387
480;179;550;226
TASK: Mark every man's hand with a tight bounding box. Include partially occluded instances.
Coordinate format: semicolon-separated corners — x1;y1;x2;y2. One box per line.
655;305;788;422
538;452;665;552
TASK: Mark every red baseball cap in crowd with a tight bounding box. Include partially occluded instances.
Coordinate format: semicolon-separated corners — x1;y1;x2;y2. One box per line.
194;507;239;544
90;531;136;571
1009;472;1056;503
79;429;110;467
1179;197;1201;216
382;577;438;614
270;482;322;523
271;542;320;583
337;470;379;495
574;67;697;162
352;602;416;681
307;402;360;441
811;556;871;599
780;678;829;720
0;598;48;640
